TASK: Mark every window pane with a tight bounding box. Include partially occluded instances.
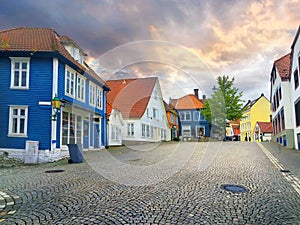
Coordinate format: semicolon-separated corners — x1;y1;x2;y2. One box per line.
12;118;18;133
13;109;18;115
22;62;27;69
20;109;25;116
14;71;19;86
14;62;20;69
21;71;27;86
20;118;25;133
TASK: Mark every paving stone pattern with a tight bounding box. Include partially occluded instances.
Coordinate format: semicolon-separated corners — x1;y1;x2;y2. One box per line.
0;142;300;224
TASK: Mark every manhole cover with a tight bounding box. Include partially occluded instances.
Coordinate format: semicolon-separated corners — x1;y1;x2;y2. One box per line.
221;184;249;193
45;169;65;173
280;169;290;173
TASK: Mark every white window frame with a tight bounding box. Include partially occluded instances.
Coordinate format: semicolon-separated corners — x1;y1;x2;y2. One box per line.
76;74;86;102
96;87;103;109
89;82;96;106
65;66;76;98
10;57;30;89
8;106;28;137
182;125;191;137
180;111;191;121
127;123;135;136
194;111;200;121
153;108;159;119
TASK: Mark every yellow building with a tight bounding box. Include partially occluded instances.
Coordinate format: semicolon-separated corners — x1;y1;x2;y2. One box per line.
240;94;271;142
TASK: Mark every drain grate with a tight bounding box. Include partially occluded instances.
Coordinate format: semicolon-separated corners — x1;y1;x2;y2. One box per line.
221;184;249;193
45;169;65;173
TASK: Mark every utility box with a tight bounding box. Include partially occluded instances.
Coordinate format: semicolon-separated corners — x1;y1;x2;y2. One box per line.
24;141;39;164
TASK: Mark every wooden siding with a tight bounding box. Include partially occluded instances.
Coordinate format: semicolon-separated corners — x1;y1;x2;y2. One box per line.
0;56;53;150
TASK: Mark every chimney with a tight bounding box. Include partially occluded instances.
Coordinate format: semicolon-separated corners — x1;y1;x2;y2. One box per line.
194;89;199;99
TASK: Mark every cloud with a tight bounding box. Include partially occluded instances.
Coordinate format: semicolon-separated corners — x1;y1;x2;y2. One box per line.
0;0;299;101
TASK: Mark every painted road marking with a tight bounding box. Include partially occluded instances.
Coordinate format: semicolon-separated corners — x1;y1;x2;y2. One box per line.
257;143;300;195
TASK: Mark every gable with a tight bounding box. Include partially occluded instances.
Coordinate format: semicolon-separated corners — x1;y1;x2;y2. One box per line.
175;94;203;109
106;77;157;119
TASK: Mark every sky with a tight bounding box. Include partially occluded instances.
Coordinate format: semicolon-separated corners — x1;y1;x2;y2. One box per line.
1;0;300;101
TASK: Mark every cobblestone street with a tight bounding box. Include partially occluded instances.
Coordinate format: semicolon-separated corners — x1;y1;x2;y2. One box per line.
1;142;300;224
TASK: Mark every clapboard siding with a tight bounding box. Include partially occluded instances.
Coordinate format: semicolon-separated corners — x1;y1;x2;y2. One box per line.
0;57;53;150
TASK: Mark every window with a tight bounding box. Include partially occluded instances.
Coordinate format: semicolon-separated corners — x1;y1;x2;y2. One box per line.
96;87;102;109
279;86;282;100
194;111;200;121
65;68;76;97
196;126;205;137
127;123;134;136
170;113;175;124
89;82;96;106
10;57;30;89
295;100;300;127
154;90;158;100
62;112;82;145
142;124;146;137
180;111;191;121
294;69;299;89
280;109;285;131
111;126;121;141
182;125;191;137
77;75;85;102
153;108;159;119
8;106;28;137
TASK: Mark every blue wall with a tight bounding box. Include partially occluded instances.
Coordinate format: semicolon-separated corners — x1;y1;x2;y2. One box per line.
178;109;210;138
0;56;53;150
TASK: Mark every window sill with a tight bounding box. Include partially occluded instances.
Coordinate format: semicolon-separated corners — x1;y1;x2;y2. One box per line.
10;87;29;90
8;134;28;138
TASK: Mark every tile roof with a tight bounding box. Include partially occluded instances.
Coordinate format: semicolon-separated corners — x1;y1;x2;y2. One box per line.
0;27;107;87
274;53;291;81
163;101;178;115
174;94;204;109
106;77;157;119
256;122;273;133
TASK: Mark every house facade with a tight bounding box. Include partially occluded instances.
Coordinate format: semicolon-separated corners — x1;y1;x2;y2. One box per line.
106;101;124;146
173;89;210;141
240;94;271;142
270;53;294;148
290;26;300;149
164;101;179;141
0;28;109;161
106;77;170;144
254;122;273;142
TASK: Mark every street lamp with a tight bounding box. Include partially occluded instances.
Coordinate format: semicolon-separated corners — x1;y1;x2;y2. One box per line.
51;96;61;121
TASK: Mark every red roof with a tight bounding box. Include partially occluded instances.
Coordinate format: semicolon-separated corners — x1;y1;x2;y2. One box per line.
174;94;203;109
274;53;291;81
0;27;106;87
106;77;157;119
257;122;273;133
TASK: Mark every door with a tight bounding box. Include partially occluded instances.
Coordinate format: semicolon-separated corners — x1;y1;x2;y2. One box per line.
94;123;100;148
83;120;89;149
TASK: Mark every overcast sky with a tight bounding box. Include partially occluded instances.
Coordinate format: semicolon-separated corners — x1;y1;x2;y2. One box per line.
1;0;300;101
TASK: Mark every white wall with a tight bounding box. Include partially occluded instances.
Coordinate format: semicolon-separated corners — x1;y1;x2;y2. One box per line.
291;34;300;149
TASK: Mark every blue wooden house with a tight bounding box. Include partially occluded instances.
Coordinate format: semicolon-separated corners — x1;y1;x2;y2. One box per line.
171;89;210;141
0;28;109;160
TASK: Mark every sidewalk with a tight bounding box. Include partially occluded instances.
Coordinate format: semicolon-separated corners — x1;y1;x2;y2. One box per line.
261;141;300;179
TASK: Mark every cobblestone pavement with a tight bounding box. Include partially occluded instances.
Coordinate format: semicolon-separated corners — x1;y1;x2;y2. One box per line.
1;141;300;224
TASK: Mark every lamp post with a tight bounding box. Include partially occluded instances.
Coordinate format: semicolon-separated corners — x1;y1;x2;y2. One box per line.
51;96;61;121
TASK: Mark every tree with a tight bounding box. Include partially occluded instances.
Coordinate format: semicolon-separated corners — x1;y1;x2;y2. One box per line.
202;75;244;138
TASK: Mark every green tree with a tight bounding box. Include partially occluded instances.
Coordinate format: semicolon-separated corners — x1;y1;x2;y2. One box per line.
202;75;244;138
